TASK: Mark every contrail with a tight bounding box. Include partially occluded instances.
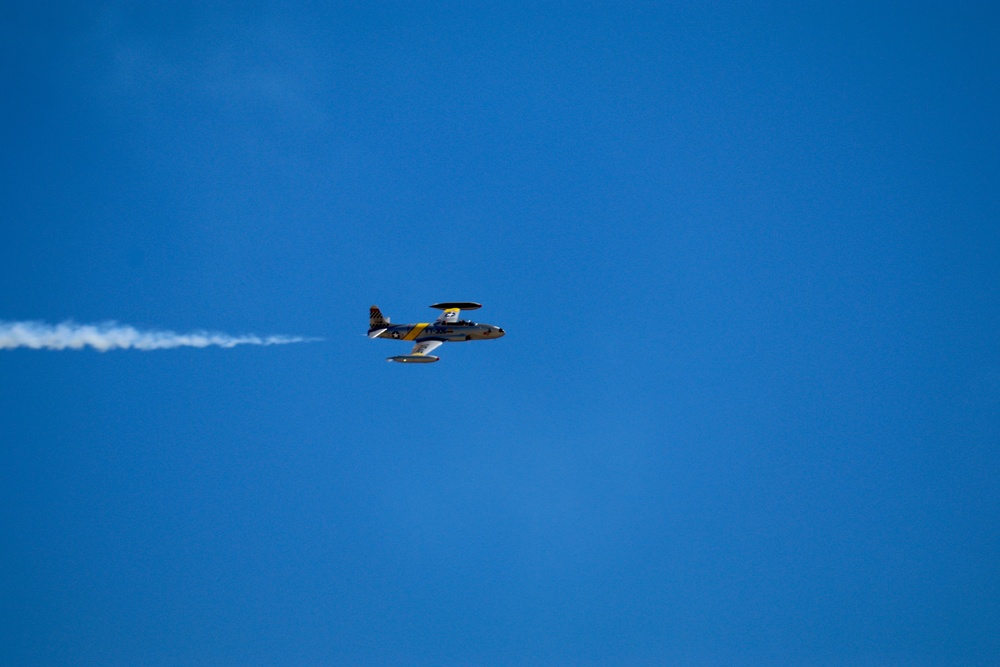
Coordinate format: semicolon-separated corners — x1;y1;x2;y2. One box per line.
0;320;318;351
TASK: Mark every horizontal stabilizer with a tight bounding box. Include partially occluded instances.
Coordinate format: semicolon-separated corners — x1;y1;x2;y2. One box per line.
368;328;388;339
387;355;440;364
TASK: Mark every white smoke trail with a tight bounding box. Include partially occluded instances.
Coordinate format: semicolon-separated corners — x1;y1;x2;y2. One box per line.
0;320;318;352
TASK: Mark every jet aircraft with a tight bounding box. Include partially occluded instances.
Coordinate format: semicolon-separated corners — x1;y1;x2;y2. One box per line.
368;302;505;363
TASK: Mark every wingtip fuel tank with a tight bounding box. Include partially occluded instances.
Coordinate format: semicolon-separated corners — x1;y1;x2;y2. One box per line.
386;355;440;363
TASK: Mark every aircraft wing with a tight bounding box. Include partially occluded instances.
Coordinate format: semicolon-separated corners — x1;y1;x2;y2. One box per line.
387;339;443;363
431;301;481;324
411;340;443;356
435;308;460;324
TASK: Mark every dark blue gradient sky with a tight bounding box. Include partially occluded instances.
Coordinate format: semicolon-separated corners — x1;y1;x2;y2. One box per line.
2;3;998;664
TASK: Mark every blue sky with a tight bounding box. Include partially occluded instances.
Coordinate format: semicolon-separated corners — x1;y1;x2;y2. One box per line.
2;2;998;664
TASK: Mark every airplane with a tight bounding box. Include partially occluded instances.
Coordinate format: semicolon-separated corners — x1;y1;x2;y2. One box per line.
368;302;505;363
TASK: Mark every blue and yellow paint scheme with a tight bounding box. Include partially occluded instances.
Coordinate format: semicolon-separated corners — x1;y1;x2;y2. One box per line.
368;302;505;363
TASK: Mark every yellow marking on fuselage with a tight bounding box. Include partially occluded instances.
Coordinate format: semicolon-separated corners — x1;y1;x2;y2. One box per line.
403;323;429;341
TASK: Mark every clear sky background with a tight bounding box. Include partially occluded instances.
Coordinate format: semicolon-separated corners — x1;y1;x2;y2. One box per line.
2;2;998;664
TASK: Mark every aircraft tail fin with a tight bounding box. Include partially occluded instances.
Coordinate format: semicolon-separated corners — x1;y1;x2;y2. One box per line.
370;305;390;330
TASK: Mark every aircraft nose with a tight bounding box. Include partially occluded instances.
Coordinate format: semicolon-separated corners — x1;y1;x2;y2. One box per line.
497;327;505;336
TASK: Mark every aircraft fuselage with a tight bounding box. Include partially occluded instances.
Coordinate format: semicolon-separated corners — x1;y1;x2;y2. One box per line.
373;321;504;343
